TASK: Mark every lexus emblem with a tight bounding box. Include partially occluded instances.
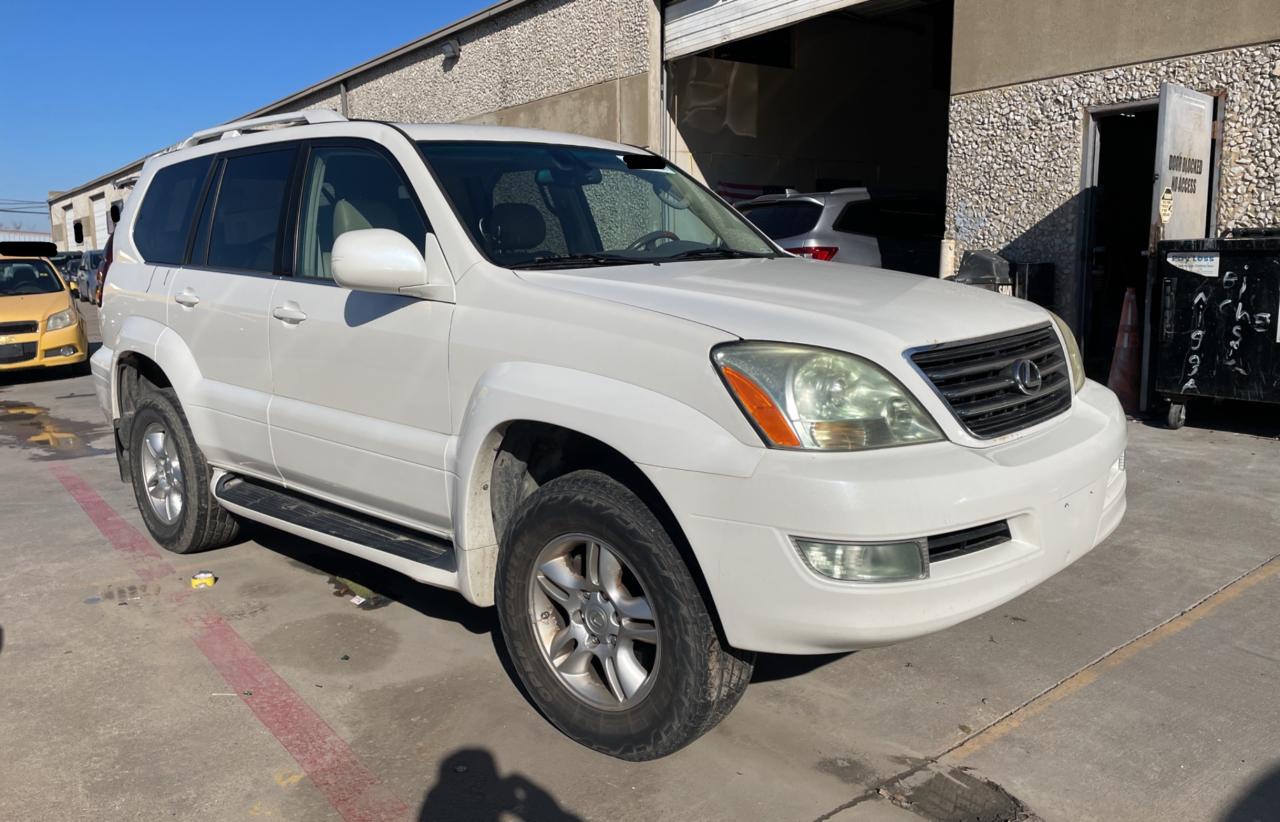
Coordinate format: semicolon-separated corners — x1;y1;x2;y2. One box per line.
1010;358;1043;395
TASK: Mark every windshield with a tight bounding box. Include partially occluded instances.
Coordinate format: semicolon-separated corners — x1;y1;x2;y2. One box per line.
0;259;64;296
417;141;778;269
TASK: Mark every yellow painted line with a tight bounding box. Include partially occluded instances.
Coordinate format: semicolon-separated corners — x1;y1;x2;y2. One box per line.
948;555;1280;760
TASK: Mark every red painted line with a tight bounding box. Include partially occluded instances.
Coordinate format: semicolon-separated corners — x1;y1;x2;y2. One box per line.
50;465;175;581
51;465;410;822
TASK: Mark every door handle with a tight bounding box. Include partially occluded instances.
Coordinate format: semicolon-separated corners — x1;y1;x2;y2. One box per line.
272;304;308;324
174;290;200;308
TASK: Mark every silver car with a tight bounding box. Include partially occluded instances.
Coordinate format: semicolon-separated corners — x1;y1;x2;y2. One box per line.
738;189;942;275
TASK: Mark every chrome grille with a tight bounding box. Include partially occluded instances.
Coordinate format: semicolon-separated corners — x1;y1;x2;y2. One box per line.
911;324;1072;438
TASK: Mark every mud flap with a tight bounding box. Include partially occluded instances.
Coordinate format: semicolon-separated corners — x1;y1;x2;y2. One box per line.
114;415;132;484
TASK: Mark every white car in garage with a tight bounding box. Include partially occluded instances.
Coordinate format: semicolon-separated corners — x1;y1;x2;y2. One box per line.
94;111;1126;761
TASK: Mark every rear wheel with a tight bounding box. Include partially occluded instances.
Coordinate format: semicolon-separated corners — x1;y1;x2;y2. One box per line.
496;470;753;760
127;384;240;553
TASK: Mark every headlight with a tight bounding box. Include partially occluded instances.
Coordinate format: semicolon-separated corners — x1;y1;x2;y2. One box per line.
1047;311;1085;393
45;308;76;332
713;342;943;450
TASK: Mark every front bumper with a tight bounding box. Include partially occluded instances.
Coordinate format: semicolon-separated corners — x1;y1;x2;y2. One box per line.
0;320;89;371
645;380;1127;654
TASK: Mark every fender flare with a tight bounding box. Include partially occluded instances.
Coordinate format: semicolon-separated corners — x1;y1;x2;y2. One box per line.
449;361;762;606
107;317;203;411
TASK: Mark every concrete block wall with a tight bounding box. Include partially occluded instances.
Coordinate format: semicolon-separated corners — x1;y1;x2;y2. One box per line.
945;42;1280;323
280;0;657;146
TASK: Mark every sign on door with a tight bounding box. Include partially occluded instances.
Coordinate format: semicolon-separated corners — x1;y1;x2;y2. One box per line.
1152;82;1214;240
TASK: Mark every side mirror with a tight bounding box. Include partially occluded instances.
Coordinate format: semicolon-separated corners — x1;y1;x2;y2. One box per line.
332;228;430;296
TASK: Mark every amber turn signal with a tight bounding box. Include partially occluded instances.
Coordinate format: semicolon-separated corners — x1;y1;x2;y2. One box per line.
721;365;801;447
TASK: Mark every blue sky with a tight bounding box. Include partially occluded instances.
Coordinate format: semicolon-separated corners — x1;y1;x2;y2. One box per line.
1;0;491;231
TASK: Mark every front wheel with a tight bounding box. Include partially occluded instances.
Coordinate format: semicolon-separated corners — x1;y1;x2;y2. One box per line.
496;470;753;760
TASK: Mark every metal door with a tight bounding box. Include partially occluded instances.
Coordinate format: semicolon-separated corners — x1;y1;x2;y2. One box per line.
91;197;109;249
1151;82;1214;241
1141;82;1215;408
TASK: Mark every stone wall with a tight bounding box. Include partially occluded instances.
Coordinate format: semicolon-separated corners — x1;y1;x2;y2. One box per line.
946;42;1280;323
275;0;654;144
345;0;650;125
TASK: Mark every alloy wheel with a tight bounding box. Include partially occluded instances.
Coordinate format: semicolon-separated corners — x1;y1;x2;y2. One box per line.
528;534;660;710
138;422;184;525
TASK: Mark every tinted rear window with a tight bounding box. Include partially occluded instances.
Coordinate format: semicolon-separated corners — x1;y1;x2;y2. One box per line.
833;199;943;238
738;202;822;240
206;148;295;274
134;156;213;264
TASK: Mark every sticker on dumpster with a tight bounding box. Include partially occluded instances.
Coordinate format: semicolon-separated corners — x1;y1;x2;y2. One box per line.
1167;251;1219;278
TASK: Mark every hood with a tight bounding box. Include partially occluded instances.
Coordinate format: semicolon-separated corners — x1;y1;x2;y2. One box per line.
0;291;72;325
515;257;1052;356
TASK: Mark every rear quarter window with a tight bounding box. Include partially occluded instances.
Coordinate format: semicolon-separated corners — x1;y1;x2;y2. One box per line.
738;202;822;240
134;156;214;264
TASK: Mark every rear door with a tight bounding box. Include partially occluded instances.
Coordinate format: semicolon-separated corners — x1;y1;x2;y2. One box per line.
165;143;298;480
267;137;453;532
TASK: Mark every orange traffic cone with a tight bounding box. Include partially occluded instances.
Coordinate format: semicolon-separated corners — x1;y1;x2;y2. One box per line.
1107;288;1142;414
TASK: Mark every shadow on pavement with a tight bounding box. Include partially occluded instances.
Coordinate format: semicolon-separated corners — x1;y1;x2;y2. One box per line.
751;651;852;683
1138;397;1280;440
418;748;583;822
247;525;497;636
1222;761;1280;822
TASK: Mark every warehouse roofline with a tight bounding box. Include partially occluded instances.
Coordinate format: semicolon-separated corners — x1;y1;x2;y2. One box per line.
49;0;538;205
238;0;537;119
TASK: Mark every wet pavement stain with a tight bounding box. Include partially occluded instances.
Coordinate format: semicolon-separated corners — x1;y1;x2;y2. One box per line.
0;400;112;460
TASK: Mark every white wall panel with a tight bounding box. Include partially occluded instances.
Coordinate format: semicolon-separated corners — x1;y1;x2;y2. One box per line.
665;0;870;60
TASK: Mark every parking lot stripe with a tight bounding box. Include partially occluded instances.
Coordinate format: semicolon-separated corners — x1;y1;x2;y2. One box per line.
50;465;411;822
946;553;1280;761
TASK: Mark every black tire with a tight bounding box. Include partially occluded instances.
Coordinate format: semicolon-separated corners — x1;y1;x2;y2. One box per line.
127;384;241;553
495;469;753;760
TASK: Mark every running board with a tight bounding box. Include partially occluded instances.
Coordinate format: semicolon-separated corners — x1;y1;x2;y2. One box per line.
214;474;455;572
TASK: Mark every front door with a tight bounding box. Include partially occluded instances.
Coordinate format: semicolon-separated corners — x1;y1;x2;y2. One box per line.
267;141;454;533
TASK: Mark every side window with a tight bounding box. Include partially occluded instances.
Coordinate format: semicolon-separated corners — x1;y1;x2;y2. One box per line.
832;201;877;236
207;148;295;274
133;156;212;264
296;145;428;280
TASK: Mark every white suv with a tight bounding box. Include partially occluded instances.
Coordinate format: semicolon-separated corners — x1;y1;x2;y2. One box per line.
94;110;1127;760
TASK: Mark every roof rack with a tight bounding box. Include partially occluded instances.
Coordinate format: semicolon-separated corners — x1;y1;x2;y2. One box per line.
179;109;347;148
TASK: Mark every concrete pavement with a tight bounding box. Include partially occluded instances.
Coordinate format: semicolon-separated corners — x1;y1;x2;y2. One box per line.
1;309;1278;821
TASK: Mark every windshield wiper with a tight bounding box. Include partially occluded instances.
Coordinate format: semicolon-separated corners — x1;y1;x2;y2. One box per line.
513;252;648;270
660;247;775;261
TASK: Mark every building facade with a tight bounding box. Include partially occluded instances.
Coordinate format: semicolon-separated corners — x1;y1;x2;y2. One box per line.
51;0;1280;369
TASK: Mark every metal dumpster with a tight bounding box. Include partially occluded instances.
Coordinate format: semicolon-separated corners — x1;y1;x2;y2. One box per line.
1152;235;1280;428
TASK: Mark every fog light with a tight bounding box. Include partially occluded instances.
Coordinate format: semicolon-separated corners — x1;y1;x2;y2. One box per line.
46;345;77;358
792;537;929;582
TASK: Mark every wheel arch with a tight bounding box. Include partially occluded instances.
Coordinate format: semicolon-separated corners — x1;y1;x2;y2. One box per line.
450;362;760;612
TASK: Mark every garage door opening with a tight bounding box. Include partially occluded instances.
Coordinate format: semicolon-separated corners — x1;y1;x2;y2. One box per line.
664;0;953;276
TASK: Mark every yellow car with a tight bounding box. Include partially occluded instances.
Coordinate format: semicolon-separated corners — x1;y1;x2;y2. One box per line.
0;241;90;372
